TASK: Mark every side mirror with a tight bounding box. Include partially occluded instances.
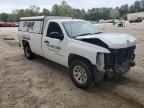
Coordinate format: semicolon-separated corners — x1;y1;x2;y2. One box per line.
48;32;64;41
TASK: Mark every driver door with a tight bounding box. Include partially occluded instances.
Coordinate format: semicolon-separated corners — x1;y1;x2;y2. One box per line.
42;22;66;66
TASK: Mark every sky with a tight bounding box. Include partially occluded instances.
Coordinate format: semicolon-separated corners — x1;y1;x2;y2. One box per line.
0;0;137;13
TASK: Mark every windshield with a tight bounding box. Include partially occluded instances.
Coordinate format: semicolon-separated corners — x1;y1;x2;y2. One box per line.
62;21;101;37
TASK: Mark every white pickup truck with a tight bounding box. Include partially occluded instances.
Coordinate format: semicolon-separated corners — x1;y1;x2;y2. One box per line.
18;16;137;89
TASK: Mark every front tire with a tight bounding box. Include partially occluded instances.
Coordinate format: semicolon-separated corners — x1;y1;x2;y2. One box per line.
69;59;95;89
24;45;35;60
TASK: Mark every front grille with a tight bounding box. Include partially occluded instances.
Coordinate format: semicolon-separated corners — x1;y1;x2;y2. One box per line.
104;46;136;69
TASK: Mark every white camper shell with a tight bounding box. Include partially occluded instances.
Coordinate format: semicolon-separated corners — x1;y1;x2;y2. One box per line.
19;16;73;34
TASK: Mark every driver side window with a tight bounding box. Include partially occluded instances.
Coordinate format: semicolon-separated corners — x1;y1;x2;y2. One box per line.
47;22;63;37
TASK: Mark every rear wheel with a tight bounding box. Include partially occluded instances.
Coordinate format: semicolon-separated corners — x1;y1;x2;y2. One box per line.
69;59;95;89
24;45;35;60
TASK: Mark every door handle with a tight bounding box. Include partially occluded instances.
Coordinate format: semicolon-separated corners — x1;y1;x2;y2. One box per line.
44;40;49;43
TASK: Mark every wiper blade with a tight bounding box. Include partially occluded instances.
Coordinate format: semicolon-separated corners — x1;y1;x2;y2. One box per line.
93;32;103;34
74;33;93;37
73;32;102;38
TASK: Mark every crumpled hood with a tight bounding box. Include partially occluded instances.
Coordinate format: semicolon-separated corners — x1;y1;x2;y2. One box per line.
76;33;137;49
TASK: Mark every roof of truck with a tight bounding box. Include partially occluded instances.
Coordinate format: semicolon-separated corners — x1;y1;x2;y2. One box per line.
20;16;73;21
20;16;45;21
49;19;84;22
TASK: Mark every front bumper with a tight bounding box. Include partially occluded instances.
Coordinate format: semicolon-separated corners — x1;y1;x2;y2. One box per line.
104;46;136;77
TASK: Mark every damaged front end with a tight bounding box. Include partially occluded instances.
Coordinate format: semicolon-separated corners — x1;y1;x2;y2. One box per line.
77;33;137;79
104;46;136;78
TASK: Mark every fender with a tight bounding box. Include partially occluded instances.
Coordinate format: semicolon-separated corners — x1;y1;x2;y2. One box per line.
67;39;110;65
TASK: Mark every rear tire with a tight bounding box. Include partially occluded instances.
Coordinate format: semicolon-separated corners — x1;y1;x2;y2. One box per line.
69;59;95;89
24;45;35;60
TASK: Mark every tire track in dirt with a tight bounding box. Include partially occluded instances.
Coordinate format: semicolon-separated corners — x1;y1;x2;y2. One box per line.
94;81;144;108
103;89;143;108
110;90;144;108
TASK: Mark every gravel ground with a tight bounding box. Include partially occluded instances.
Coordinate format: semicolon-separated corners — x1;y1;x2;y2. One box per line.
0;24;144;108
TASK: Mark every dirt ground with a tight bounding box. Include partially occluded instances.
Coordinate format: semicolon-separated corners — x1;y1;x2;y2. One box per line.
0;23;144;108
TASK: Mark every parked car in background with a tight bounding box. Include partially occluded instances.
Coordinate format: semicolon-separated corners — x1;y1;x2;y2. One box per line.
113;19;124;27
0;22;4;27
0;22;17;27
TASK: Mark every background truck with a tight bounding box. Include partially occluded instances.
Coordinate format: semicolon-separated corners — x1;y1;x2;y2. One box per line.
127;12;144;23
19;16;137;89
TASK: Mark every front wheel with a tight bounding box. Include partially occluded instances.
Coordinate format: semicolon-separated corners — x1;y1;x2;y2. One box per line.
69;59;95;89
24;45;35;60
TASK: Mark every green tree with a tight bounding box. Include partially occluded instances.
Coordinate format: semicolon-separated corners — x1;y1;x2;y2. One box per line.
51;1;73;16
141;0;144;11
1;13;8;22
73;9;86;19
134;1;141;12
119;4;129;15
12;5;41;21
51;4;61;16
2;0;144;22
41;8;50;15
129;5;135;13
7;14;17;22
110;8;120;19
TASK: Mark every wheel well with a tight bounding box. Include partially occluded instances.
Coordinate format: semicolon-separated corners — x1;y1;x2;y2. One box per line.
68;54;92;66
22;40;29;47
68;54;96;82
